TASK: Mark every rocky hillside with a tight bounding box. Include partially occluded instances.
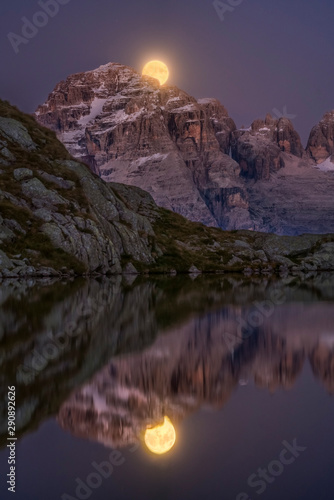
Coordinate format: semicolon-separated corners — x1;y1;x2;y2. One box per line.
35;62;334;235
1;99;334;277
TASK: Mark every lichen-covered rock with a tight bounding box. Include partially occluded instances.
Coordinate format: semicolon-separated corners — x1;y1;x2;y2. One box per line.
0;139;16;165
21;178;69;208
13;168;33;181
0;249;13;269
123;262;139;274
0;217;15;244
304;242;334;270
37;171;75;189
0;117;36;151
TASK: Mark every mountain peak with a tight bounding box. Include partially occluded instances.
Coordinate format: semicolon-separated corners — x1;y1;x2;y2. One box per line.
34;63;334;236
307;110;334;163
35;62;241;229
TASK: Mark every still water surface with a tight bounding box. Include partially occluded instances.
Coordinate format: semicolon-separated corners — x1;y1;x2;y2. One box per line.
0;274;334;500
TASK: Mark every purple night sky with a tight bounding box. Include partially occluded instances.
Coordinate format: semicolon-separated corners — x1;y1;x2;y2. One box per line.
0;0;333;143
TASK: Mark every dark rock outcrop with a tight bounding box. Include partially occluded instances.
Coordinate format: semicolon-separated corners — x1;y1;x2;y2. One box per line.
231;114;304;181
306;111;334;163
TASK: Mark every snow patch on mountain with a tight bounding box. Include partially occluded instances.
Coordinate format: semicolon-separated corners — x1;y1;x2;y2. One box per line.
132;153;169;166
77;98;107;126
316;156;334;172
198;98;217;105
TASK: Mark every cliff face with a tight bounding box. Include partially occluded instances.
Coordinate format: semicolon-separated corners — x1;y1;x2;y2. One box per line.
231;114;304;181
306;111;334;163
35;63;334;236
35;63;252;230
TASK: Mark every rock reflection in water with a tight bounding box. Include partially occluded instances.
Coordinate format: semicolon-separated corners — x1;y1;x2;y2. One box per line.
58;283;334;450
1;273;334;449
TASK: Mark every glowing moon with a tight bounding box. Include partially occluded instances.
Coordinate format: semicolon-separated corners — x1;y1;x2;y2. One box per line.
142;60;169;85
144;416;176;455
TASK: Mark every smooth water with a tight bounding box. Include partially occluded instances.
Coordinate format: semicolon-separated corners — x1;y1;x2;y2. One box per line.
0;274;334;500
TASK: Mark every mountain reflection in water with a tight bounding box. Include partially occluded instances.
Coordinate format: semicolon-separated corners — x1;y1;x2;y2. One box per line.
1;273;333;453
57;287;334;450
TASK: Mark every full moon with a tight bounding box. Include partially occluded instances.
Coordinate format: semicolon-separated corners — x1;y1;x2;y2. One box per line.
142;60;169;85
144;416;176;454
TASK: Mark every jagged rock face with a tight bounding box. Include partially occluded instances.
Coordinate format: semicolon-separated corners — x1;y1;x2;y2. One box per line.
231;114;304;181
306;111;334;163
35;63;252;229
231;130;283;181
228;115;334;235
244;152;334;235
35;65;334;235
257;114;304;157
35;64;235;168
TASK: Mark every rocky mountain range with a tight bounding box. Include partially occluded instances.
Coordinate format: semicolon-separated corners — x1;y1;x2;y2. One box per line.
2;98;334;276
36;62;334;236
